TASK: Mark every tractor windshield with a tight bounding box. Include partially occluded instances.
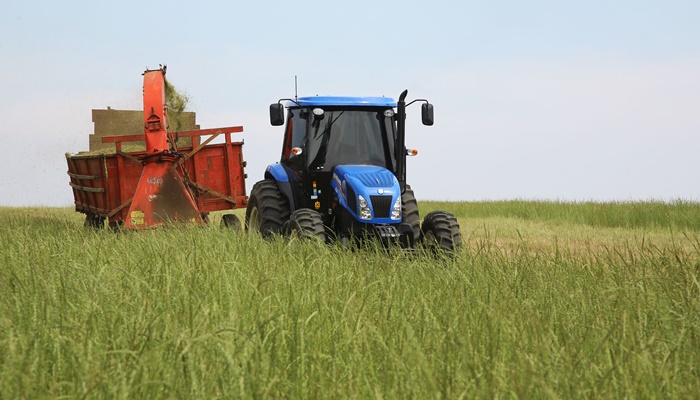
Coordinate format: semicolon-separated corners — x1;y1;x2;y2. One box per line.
307;108;396;172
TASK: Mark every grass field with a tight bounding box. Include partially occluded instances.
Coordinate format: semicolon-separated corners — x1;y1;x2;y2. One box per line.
1;202;699;399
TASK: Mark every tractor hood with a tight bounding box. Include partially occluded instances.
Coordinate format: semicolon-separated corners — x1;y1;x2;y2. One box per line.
331;165;402;224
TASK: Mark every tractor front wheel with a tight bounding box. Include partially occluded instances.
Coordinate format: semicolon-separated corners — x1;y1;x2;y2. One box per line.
245;179;290;237
421;211;462;254
285;209;327;242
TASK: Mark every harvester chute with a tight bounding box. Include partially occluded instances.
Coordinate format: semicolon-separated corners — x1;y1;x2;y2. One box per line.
124;67;203;228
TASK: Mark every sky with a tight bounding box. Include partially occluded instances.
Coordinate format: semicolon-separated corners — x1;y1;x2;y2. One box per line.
1;0;698;206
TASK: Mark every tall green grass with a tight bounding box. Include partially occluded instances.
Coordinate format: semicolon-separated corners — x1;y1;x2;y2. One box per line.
0;204;698;398
423;200;700;231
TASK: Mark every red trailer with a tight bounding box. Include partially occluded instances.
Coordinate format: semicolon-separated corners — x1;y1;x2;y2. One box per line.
66;67;247;229
66;127;248;229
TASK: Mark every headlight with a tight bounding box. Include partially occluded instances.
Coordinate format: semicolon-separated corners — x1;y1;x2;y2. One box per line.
358;195;372;220
391;197;401;220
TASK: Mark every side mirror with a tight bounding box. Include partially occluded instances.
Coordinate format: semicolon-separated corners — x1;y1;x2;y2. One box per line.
421;103;434;126
269;103;285;126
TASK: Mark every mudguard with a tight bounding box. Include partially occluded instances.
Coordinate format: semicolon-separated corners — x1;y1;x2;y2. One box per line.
331;165;402;225
265;163;298;211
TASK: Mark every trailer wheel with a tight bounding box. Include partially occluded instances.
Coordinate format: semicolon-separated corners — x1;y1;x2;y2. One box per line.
109;221;123;232
221;214;241;230
84;213;105;230
245;179;290;237
421;211;462;254
402;185;421;244
286;209;327;242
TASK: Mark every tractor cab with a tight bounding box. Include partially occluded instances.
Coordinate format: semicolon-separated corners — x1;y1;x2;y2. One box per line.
273;97;401;218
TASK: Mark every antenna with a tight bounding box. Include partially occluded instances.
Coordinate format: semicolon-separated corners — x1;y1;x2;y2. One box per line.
295;75;298;101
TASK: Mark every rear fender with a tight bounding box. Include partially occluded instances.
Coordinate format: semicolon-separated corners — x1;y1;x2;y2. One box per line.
265;163;298;211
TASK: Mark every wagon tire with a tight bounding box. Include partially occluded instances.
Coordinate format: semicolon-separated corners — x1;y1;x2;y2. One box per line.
84;212;105;230
109;221;123;232
221;214;242;230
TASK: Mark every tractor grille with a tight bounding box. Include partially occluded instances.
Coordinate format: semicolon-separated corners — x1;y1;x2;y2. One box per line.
370;195;392;218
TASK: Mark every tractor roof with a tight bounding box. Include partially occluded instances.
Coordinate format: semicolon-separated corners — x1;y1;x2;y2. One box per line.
289;96;397;108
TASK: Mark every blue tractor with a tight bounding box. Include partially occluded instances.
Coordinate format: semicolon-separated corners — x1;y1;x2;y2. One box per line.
245;90;461;253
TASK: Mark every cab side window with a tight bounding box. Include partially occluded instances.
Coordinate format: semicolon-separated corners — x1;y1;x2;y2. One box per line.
282;116;294;161
281;109;307;168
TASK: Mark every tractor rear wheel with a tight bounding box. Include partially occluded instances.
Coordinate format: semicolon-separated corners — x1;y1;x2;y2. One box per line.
402;185;421;244
245;179;290;237
286;209;327;241
421;211;462;254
